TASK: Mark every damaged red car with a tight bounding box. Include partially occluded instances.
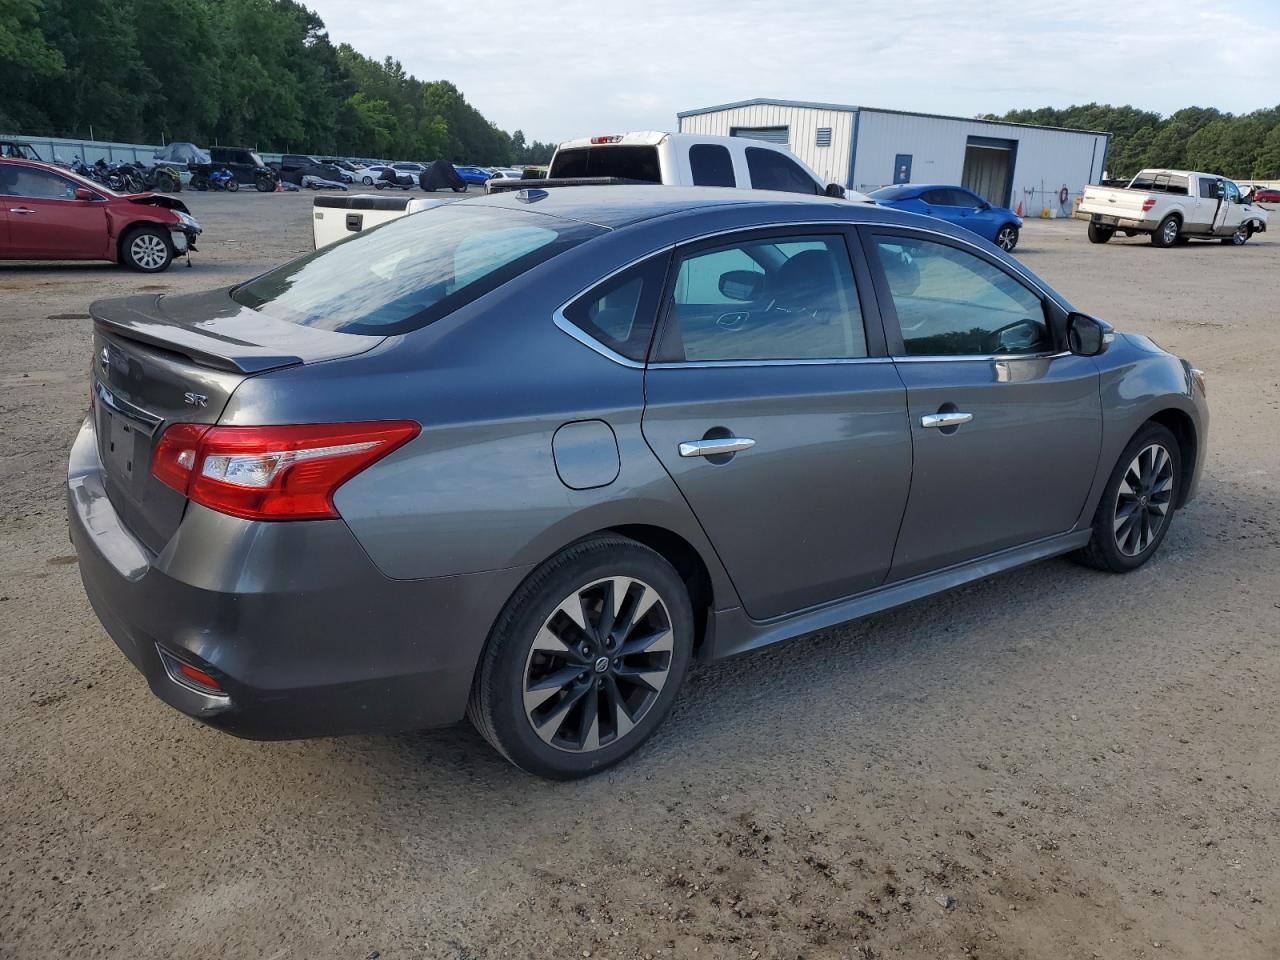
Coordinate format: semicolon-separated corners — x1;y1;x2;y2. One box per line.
0;158;201;272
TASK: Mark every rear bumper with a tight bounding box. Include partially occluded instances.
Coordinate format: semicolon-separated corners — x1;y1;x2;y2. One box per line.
1083;212;1151;230
67;415;531;740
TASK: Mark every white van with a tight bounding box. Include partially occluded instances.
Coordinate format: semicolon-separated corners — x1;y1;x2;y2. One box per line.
493;132;869;201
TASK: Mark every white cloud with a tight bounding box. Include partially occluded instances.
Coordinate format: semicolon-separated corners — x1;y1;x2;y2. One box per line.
306;0;1280;142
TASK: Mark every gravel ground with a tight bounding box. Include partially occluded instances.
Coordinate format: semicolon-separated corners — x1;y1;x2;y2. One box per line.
1;192;1277;960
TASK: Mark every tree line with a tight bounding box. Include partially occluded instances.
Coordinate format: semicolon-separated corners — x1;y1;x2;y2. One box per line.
0;0;557;165
985;104;1280;180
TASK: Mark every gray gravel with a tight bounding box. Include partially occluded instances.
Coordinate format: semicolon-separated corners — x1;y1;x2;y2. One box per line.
1;193;1277;959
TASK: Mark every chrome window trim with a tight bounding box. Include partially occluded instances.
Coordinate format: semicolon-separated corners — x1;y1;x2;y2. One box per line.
649;357;891;370
550;217;1069;369
894;350;1071;363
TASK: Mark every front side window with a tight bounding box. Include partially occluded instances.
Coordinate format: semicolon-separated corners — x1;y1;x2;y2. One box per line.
0;166;76;199
561;255;668;361
872;235;1051;357
744;147;820;195
664;235;866;361
689;144;735;187
233;206;604;335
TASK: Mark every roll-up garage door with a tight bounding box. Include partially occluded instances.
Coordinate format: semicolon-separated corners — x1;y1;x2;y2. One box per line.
962;136;1017;207
730;126;790;145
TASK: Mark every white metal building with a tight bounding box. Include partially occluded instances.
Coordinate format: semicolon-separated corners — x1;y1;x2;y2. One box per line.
677;98;1110;213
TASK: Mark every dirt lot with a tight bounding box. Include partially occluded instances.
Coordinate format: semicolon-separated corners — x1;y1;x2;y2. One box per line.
1;192;1277;960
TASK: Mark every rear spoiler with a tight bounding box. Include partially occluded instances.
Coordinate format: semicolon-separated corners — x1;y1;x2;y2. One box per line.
487;177;658;194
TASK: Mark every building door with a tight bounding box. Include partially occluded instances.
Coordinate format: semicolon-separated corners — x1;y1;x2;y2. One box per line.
962;136;1017;207
893;154;913;184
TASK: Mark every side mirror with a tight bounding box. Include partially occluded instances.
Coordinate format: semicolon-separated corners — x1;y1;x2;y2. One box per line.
824;182;846;199
1067;312;1114;357
73;187;98;201
718;269;764;302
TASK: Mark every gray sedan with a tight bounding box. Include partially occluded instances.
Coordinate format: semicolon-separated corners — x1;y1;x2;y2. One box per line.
68;187;1208;779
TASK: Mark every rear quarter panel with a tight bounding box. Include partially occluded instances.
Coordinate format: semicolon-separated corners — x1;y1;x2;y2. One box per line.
219;227;742;607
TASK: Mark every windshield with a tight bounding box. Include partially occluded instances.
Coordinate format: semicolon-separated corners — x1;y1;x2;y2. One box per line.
232;205;605;336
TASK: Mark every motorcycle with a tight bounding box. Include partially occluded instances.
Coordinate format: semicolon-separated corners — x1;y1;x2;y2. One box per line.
190;165;239;192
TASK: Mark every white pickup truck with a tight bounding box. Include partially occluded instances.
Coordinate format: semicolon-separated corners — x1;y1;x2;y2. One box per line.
1078;169;1268;247
490;131;870;201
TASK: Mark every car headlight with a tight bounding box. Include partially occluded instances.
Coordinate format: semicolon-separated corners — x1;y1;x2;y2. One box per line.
174;210;201;231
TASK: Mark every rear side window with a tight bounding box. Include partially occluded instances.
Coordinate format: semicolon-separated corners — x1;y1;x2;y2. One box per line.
232;206;604;336
689;144;735;187
549;146;661;183
744;148;820;195
561;255;669;361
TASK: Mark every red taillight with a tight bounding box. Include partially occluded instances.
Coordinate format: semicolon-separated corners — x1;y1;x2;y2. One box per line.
151;420;420;521
1141;198;1157;213
590;135;622;144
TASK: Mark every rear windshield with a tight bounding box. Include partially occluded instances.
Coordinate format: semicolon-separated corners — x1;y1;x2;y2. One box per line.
549;146;661;182
232;205;605;335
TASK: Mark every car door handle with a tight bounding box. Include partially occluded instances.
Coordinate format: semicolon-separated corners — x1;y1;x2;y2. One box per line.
9;207;35;214
679;437;756;458
921;412;974;429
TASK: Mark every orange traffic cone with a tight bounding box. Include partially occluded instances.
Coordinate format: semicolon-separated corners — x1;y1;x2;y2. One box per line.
1015;201;1024;217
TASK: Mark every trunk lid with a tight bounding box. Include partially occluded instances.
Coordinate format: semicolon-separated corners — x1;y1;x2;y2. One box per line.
89;289;383;552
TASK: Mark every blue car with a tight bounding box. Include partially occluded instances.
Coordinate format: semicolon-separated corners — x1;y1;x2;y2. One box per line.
454;165;493;185
869;184;1022;252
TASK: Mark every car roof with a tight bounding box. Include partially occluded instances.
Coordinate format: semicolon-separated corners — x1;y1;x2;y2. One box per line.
460;184;905;230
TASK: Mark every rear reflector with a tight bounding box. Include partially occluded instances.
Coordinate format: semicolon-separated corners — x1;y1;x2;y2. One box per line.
1141;198;1157;213
152;420;420;520
178;661;222;691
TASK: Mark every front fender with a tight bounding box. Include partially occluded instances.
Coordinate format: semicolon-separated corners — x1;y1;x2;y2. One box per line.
1078;334;1209;525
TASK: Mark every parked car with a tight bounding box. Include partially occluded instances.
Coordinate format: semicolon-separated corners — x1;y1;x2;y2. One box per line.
391;161;426;181
69;186;1207;779
208;146;277;192
868;183;1023;251
487;168;523;182
454;165;493;184
490;132;866;201
1248;185;1280;203
1078;169;1268;246
277;154;345;185
0;158;200;271
320;159;362;183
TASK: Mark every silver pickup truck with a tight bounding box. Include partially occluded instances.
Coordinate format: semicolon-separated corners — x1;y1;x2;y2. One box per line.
1077;168;1268;247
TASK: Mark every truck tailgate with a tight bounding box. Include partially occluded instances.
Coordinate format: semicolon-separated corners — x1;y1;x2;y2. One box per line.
1080;186;1153;218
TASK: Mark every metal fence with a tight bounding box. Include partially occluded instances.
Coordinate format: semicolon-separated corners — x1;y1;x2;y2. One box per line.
1;133;285;166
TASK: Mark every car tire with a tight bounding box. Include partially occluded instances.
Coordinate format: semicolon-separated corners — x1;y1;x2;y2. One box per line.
1073;422;1181;573
120;225;174;273
1150;215;1180;248
452;185;468;193
1087;222;1113;244
994;224;1019;252
255;175;274;192
467;535;695;780
1221;224;1250;245
362;176;373;185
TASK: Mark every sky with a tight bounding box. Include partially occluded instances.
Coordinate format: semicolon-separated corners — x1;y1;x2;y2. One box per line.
306;0;1280;143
